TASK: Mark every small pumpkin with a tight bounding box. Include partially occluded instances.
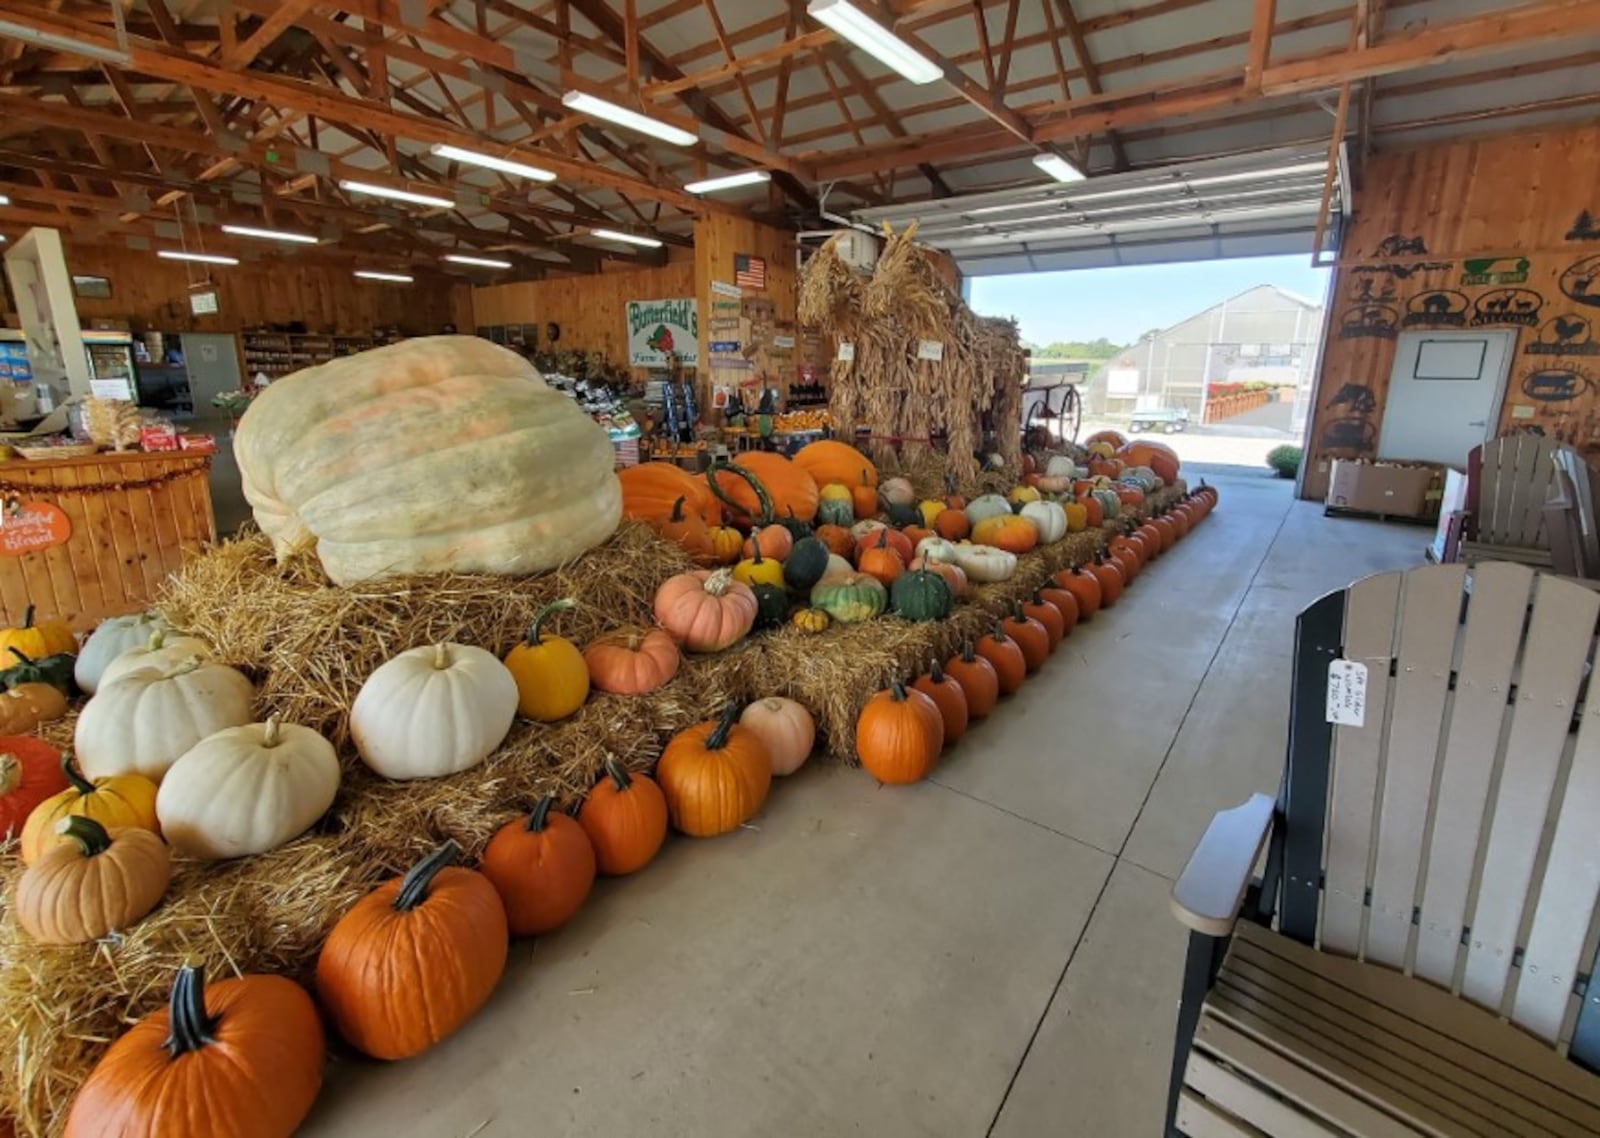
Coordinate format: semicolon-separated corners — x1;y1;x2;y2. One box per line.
743;524;794;562
157;716;341;860
1007;485;1041;507
504;598;590;722
74;612;170;695
881;495;922;528
751;583;790;629
890;568;954;623
814;523;856;558
952;543;1017;583
1062;498;1089;532
316;840;508;1060
16;816;170;944
850;518;888;542
810;572;887;623
855;525;914;566
915;535;959;564
0;605;74;663
353;642;519;780
579;758;668;875
782;535;832;593
917;499;946;527
856;680;943;785
908;556;969;599
1004;605;1051;672
733;541;786;590
945;643;999;719
972;513;1040;554
98;629;214;689
481;796;596;937
852;471;879;518
1021;500;1068;544
76;657;256;784
976;623;1027;694
1;647;76;697
0;681;68;735
1077;493;1104;528
20;754;160;864
658;495;714;563
964;494;1012;526
657;703;772;838
657;569;758;652
740;697;815;777
912;659;969;745
878;476;915;508
1107;544;1139;587
1054;566;1103;620
791;607;831;634
0;736;67;841
857;529;906;587
1088;553;1125;607
1022;593;1066;649
934;507;971;541
583;629;680;696
794;440;875;498
707;524;745;565
816;484;856;527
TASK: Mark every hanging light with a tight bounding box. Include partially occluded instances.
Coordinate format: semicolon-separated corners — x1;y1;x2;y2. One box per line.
684;170;773;195
560;90;698;147
429;144;557;183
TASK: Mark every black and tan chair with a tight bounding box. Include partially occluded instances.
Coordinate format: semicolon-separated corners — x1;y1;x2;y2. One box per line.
1167;561;1600;1136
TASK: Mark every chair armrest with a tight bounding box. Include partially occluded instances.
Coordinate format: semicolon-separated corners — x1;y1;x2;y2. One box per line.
1170;793;1275;937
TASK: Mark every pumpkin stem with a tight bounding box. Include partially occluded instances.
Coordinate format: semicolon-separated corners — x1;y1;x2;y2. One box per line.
1010;602;1026;623
261;715;283;747
669;495;690;523
705;701;741;750
889;679;908;701
702;568;735;597
56;815;112;857
749;531;766;565
163;965;219;1058
526;795;555;832
991;621;1009;644
20;604;35;629
61;753;96;796
929;658;946;683
432;643;452;670
525;598;577;647
0;754;17;795
961;640;977;664
706;462;775;526
6;647;31;666
146;629;167;651
602;756;634;791
164;656;206;679
394;840;460;912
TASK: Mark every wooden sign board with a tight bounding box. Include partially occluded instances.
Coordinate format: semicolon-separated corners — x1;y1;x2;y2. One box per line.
0;499;72;556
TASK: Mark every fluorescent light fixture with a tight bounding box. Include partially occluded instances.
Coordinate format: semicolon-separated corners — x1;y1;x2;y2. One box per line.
592;228;664;249
1033;153;1086;183
429;143;557;183
0;194;8;205
339;180;456;209
0;20;130;64
807;0;941;85
221;224;318;244
354;270;413;283
158;250;239;266
561;90;698;147
443;253;513;269
684;170;773;195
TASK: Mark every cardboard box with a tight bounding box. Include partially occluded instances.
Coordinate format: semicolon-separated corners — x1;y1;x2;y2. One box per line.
1326;459;1439;519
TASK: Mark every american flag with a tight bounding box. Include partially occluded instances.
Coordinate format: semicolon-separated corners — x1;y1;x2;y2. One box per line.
734;253;767;291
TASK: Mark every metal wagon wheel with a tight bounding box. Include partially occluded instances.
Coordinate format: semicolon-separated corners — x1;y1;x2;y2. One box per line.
1022;383;1085;449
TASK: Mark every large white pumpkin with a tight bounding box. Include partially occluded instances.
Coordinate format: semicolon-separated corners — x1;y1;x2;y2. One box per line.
350;642;518;780
157;716;340;859
98;629;214;689
234;336;623;585
953;543;1017;583
1021;500;1069;544
75;658;255;783
75;612;172;694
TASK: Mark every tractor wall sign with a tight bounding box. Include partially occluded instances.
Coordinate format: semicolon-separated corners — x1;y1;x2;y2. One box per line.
626;298;699;367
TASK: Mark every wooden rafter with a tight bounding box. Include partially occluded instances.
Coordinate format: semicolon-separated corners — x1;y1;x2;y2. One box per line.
1053;0;1128;171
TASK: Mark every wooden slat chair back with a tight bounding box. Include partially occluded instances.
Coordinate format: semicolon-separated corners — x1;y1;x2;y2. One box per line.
1544;449;1600;580
1461;435;1564;566
1168;562;1600;1137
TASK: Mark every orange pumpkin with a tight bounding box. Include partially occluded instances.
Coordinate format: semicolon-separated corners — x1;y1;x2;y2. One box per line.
903;524;935;547
654;568;758;653
1055;566;1103;620
934;508;970;540
1077;493;1104;528
945;642;999;718
619;462;711;525
851;472;879;519
1022;593;1065;650
1107;546;1139;588
855;681;943;784
729;453;819;523
1109;533;1145;579
63;965;323;1138
744;525;794;561
815;523;856;558
1088;554;1125;607
912;660;969;745
1004;606;1050;672
657;704;772;838
1169;506;1192;538
1118;440;1180;484
584;628;681;696
1038;586;1080;637
1061;499;1089;532
857;530;906;587
1115;484;1145;509
481;796;596;937
855;526;914;565
976;624;1027;694
707;524;744;565
794;439;875;495
579;758;667;875
316;841;508;1060
1087;456;1125;479
1085;429;1128;450
972;513;1039;554
1151;515;1178;552
0;736;67;841
908;555;969;599
658;495;713;563
1136;522;1165;558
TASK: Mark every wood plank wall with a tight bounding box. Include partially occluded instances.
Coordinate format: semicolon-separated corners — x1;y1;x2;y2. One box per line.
693;213;798;367
1303;122;1600;500
1;244;474;335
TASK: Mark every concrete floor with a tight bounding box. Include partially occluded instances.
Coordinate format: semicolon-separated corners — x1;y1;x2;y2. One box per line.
302;466;1425;1138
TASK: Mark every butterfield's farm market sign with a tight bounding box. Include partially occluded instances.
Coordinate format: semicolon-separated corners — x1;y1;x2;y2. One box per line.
627;298;699;367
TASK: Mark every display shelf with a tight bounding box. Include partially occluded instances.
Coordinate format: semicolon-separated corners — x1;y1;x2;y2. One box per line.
242;331;373;377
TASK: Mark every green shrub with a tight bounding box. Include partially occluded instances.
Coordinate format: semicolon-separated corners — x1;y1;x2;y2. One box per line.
1266;445;1302;479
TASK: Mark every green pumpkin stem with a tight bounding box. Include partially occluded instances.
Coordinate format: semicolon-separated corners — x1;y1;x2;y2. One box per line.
749;532;766;565
394;840;460;912
57;815;112;857
163;965;219;1058
929;658;947;684
7;647;32;666
525;598;577;647
706;462;775;526
603;756;634;791
61;753;96;796
526;795;555;832
890;679;909;701
961;640;978;664
991;621;1010;644
1010;602;1027;623
706;701;741;750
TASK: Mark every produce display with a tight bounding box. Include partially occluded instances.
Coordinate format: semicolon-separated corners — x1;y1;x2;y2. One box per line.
0;418;1219;1135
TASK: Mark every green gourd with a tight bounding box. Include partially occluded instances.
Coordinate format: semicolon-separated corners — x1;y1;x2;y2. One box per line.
890;569;954;623
774;506;813;542
1;648;77;696
752;583;790;630
809;572;887;624
782;536;832;593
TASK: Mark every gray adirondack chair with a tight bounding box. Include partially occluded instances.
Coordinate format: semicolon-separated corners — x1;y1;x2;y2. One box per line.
1460;435;1565;567
1167;561;1600;1136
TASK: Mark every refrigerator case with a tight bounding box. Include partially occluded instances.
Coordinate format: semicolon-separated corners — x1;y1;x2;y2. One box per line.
0;328;38;423
83;332;137;401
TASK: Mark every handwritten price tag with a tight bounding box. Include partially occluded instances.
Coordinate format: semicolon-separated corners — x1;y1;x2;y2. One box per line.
1326;659;1369;727
0;500;72;556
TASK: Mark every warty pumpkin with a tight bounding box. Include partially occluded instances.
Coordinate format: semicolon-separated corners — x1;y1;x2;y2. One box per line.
0;605;74;663
856;681;943;784
20;754;159;864
74;612;170;694
76;657;256;784
976;624;1027;694
583;629;680;696
945;643;999;719
912;660;969;745
98;629;215;689
1054;566;1103;620
62;964;323;1138
16;817;170;944
791;607;831;634
657;703;772;837
0;736;67;841
0;682;68;735
740;697;815;777
504;598;590;721
235;336;622;585
793;439;875;496
316;840;508;1060
578;758;667;875
481;796;596;937
352;642;518;780
1004;605;1051;672
654;569;758;652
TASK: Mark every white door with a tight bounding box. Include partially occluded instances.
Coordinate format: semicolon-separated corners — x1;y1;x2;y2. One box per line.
1377;330;1515;466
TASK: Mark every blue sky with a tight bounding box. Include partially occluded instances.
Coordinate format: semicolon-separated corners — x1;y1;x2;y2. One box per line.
968;254;1332;347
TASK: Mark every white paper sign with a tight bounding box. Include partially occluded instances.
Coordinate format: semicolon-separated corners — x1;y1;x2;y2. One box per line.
1326;659;1369;727
836;341;855;362
917;339;944;361
90;378;134;401
711;280;743;298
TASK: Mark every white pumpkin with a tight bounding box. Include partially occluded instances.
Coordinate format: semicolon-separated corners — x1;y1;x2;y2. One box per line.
351;642;518;780
98;629;214;689
822;553;854;580
964;494;1012;526
75;612;172;694
878;477;915;507
1021;500;1069;544
234;336;622;586
156;716;340;859
75;658;255;783
915;536;959;563
850;518;888;542
1045;455;1082;479
953;543;1018;583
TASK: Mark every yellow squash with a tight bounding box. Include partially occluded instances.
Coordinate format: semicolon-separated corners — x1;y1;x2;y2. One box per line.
503;599;590;722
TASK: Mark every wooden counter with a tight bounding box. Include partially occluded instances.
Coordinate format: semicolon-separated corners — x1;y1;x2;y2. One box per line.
0;450;216;631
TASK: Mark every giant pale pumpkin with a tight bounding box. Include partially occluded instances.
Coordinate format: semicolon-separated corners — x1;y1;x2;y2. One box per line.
234;336;621;585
